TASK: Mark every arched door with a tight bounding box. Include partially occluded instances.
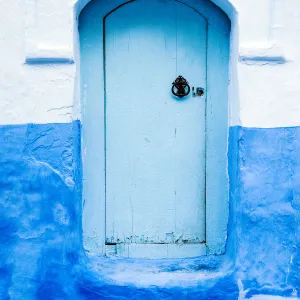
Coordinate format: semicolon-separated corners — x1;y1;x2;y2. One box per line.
105;0;207;258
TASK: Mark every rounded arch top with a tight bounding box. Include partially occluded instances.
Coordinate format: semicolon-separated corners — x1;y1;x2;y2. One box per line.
75;0;237;29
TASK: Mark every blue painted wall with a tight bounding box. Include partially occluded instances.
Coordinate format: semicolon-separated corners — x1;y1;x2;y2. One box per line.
0;122;300;299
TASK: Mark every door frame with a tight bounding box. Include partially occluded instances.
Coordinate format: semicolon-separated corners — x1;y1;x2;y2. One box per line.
79;0;230;256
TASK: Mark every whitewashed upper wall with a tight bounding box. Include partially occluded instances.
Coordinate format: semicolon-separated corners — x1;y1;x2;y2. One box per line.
0;0;299;128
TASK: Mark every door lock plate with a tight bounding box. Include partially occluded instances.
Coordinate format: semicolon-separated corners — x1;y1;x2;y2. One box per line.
192;87;205;97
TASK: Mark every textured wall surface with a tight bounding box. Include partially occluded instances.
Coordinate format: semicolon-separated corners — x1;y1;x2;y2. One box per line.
1;0;300;128
1;123;300;299
1;0;300;299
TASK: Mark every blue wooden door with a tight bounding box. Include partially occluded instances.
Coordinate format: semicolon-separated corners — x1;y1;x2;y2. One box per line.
105;0;207;258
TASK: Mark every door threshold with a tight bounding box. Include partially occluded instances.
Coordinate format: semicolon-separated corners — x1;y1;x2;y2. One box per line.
105;243;207;259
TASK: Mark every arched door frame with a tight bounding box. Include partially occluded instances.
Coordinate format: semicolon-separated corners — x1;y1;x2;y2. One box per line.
78;0;234;256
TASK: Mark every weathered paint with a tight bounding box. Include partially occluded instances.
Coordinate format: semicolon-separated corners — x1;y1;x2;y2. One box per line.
105;0;207;257
0;121;82;299
1;0;300;298
0;0;292;128
2;0;300;127
80;0;230;257
1;123;300;299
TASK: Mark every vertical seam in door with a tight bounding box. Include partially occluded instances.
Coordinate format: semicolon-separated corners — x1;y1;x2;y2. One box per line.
175;2;178;74
103;14;107;245
204;21;209;247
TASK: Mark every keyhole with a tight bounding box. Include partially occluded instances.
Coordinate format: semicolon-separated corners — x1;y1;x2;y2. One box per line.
197;88;204;97
192;87;204;97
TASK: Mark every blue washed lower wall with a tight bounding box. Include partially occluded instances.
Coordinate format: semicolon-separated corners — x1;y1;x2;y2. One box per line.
0;123;299;299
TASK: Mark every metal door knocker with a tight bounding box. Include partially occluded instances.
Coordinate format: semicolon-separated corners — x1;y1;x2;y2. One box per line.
172;75;190;98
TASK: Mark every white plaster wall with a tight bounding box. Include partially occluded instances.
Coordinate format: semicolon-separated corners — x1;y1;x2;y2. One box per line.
0;0;300;128
0;1;75;125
